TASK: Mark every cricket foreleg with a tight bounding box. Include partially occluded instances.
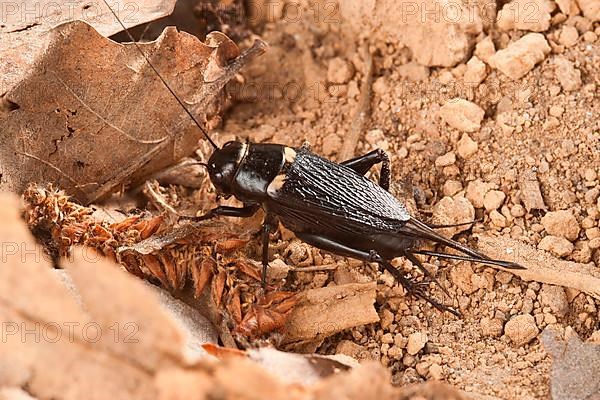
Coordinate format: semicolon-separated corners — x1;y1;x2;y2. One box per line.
260;215;278;288
341;148;390;190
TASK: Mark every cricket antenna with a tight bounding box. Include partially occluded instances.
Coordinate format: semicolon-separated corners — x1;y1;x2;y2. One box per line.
101;0;219;150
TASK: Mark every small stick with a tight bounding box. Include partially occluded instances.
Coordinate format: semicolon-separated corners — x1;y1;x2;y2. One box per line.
339;44;373;161
290;263;339;272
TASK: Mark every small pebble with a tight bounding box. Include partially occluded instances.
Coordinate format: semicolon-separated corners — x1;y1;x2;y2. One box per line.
440;98;485;132
435;152;456;167
484;190;507;211
466;180;493;208
429;363;444;380
407;332;428;355
463;56;487;86
481;317;504;337
443;180;463;197
558;25;579;47
539;284;569;317
538;235;575;257
457;133;479;159
541;210;580;241
554;57;582;91
504;314;539;346
490;210;507;227
327;57;355;84
511;204;526;217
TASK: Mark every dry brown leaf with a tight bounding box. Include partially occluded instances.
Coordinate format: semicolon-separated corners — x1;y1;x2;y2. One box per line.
1;20;266;204
0;0;177;94
2;192;421;400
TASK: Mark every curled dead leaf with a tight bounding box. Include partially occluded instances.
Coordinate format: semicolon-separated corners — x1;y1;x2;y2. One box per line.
1;20;267;204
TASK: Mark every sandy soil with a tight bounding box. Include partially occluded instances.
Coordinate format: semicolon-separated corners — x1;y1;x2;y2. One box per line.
210;1;600;398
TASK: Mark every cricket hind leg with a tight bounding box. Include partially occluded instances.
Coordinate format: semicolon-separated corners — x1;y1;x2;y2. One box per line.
340;148;391;190
369;251;461;317
295;232;460;316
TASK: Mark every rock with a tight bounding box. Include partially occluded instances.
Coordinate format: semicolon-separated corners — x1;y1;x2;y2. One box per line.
435;152;456;167
440;98;485;132
490;210;507;227
407;332;428;355
519;171;547;211
554;57;582;91
457;133;478;159
504;314;539;346
538;235;575;257
589;238;600;249
428;363;444;380
539;284;569;317
322;133;342;156
432;196;475;237
442;180;463;197
380;308;395;330
387;345;403;359
541;210;580;241
483;190;506;211
489;33;551;80
398;62;430;81
511;204;526;217
339;0;484;67
496;0;553;32
556;0;580;15
336;340;367;359
559;26;579;47
549;105;565;117
327;57;355;84
481;317;504;337
463;56;487;86
576;0;600;20
267;258;290;281
450;262;477;294
466;179;493;208
475;36;496;64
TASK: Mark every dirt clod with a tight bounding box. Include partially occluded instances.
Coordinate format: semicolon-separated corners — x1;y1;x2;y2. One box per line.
505;314;540;346
538;235;575;258
489;33;551;79
439;99;485;133
553;56;583;91
407;332;428;355
541;210;581;241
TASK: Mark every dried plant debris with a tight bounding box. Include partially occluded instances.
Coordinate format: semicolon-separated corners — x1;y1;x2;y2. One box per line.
541;327;600;400
478;235;600;300
0;20;266;204
22;184;298;342
3;191;470;400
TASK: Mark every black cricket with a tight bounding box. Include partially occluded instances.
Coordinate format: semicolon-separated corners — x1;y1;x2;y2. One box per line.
103;1;524;316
